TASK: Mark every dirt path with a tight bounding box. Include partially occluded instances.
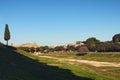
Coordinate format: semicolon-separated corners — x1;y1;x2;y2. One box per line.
38;56;120;67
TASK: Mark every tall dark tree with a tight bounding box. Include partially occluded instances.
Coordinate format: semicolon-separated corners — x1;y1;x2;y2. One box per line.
4;24;11;46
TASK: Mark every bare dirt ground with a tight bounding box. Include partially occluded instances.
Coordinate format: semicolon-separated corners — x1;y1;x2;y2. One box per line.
38;56;120;67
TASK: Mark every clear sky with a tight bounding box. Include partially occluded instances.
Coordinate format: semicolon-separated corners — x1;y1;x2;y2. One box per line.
0;0;120;46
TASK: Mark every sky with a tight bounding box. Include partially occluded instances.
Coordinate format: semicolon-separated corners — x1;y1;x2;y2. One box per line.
0;0;120;46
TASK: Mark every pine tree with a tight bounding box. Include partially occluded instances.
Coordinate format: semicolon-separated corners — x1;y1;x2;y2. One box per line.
4;24;11;46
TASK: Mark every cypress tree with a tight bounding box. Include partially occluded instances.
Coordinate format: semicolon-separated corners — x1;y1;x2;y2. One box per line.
4;24;11;46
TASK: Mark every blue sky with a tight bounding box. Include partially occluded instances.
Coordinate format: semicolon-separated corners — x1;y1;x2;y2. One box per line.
0;0;120;46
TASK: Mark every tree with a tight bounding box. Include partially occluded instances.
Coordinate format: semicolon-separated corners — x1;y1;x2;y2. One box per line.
96;42;106;52
112;33;120;43
85;37;100;51
39;46;49;53
4;24;11;46
67;45;76;52
53;46;65;52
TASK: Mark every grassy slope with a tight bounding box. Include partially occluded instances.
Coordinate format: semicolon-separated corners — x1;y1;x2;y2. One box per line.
0;47;91;80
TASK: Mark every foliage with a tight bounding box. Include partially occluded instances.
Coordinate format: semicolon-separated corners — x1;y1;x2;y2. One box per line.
4;24;11;46
67;45;76;52
85;37;100;51
39;46;49;53
53;46;65;51
112;33;120;43
96;42;120;52
85;36;120;52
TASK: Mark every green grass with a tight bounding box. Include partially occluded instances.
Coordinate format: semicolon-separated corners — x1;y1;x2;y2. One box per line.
40;52;120;62
82;53;120;62
38;52;120;80
38;57;120;80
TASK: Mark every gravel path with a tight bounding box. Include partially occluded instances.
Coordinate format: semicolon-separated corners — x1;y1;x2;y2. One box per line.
39;56;120;67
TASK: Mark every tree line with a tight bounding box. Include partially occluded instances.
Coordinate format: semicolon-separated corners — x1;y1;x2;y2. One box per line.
18;33;120;53
18;45;89;53
85;35;120;52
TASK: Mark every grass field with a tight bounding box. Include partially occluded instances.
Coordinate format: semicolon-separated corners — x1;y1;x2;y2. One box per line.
37;57;120;80
39;52;120;63
0;46;120;80
38;52;120;80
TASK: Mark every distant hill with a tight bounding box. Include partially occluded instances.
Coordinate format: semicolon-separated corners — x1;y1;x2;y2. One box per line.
17;43;40;48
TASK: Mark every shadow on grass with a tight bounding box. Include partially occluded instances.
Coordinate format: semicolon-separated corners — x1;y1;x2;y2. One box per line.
76;53;88;56
0;46;92;80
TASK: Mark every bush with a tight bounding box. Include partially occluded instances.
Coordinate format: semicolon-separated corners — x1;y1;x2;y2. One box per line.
77;45;89;53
